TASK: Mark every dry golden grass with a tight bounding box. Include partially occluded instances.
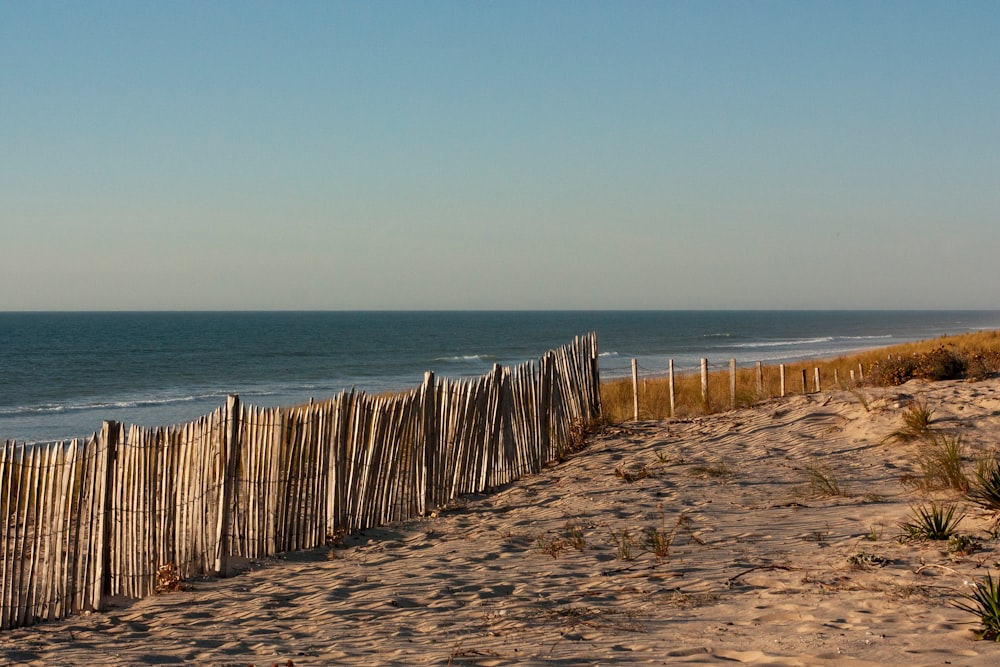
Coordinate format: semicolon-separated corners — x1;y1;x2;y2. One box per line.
601;330;1000;422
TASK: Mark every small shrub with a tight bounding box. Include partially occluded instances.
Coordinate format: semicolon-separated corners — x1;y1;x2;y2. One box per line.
967;351;1000;382
914;346;966;381
899;502;965;541
948;534;980;556
954;571;1000;641
868;348;967;386
868;355;920;387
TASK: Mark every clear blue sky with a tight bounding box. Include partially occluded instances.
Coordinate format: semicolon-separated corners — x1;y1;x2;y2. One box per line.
2;1;998;311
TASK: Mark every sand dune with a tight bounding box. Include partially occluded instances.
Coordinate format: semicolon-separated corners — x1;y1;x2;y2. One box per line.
5;378;1000;665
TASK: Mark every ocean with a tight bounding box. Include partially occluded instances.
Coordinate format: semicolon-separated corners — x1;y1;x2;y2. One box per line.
2;310;999;444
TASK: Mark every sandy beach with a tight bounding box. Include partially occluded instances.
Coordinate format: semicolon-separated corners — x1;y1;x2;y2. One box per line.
5;377;1000;666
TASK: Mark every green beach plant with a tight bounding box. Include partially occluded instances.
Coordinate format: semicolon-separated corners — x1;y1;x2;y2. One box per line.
807;467;849;498
865;521;883;542
947;534;980;556
535;534;569;559
846;385;872;412
913;433;969;493
955;571;1000;641
903;397;934;434
689;459;736;480
899;502;965;542
610;528;637;561
883;398;934;444
565;521;587;551
534;521;588;558
971;452;1000;513
641;508;696;562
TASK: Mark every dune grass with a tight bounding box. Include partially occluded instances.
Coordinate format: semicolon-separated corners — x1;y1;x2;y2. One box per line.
600;330;1000;422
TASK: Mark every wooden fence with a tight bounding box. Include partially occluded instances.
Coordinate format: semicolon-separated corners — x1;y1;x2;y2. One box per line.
625;356;868;420
0;333;600;631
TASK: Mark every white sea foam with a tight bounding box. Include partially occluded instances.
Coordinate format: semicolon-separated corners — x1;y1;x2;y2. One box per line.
435;354;495;363
728;337;836;349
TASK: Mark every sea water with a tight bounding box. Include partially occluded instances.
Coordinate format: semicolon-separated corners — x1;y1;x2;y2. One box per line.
2;310;999;444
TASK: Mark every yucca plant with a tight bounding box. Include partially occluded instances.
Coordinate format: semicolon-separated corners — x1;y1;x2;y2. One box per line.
971;453;1000;512
899;502;965;541
954;571;1000;641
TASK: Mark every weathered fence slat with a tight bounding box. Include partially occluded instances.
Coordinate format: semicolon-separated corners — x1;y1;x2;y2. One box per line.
214;395;241;576
15;445;37;626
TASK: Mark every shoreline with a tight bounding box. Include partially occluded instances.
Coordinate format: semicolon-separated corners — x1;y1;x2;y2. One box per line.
8;327;1000;446
5;375;1000;664
4;311;999;444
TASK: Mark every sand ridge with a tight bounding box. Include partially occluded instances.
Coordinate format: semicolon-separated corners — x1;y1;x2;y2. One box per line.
5;378;1000;665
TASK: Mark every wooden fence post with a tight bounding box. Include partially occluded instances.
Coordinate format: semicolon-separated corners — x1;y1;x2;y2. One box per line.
858;363;865;382
700;359;709;408
801;369;808;394
814;368;821;393
779;364;786;397
214;395;241;577
0;441;14;629
539;354;553;462
631;359;639;421
93;421;119;611
756;361;763;397
589;332;602;419
729;359;737;409
421;371;437;514
668;359;675;418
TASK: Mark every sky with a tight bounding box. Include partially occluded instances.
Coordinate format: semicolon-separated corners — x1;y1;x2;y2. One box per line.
2;1;998;311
